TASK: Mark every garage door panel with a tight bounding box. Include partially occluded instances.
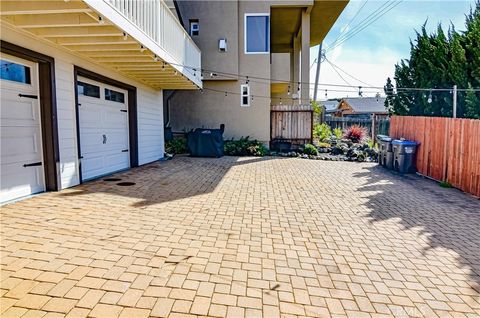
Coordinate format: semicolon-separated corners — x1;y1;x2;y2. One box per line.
0;93;39;124
78;77;130;181
104;131;128;147
1;128;42;164
78;109;102;127
103;112;127;128
81;155;104;180
104;153;129;170
1;161;44;191
1;54;45;203
80;130;103;148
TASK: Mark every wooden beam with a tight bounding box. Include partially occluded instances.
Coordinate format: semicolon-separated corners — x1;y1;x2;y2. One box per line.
5;13;102;28
91;56;154;63
0;1;91;16
84;51;150;57
55;36;136;46
66;44;141;51
28;26;122;38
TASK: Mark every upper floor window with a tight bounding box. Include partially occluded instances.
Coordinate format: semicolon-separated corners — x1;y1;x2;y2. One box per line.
190;20;199;36
245;14;269;54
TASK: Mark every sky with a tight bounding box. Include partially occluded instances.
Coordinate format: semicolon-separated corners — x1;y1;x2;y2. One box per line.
310;0;476;100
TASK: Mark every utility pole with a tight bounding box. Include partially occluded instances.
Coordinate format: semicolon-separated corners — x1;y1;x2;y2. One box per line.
453;85;457;118
313;43;323;102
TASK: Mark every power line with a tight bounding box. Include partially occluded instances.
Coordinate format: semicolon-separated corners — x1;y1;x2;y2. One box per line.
325;58;375;87
325;59;352;87
326;1;404;53
329;0;369;49
167;60;385;90
326;1;393;50
151;53;480;93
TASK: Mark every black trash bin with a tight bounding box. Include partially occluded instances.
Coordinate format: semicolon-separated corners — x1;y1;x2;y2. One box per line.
187;125;225;158
392;139;419;173
376;135;393;168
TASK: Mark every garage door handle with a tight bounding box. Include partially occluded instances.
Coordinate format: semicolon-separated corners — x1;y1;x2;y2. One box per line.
122;149;128;152
23;162;42;167
103;134;107;144
19;94;38;99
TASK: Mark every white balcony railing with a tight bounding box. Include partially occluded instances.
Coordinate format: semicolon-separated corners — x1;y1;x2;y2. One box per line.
84;0;202;87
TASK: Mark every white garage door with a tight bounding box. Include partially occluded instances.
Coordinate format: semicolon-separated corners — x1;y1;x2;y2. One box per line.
77;77;130;181
0;53;45;204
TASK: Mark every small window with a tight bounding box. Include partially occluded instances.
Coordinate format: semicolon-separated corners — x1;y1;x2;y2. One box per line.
245;14;269;54
0;60;31;84
105;88;125;103
241;84;250;107
190;20;199;36
77;81;100;98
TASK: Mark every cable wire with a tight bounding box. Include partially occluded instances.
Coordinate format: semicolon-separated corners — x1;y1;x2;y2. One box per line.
325;58;375;87
328;0;369;49
326;1;404;53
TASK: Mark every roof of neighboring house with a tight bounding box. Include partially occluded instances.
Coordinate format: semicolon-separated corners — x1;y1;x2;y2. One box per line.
321;100;340;112
342;97;388;114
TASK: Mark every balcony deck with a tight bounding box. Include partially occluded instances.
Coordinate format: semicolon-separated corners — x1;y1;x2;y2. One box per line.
0;0;202;90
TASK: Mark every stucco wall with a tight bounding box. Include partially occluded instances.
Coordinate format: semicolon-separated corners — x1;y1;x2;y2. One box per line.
170;0;271;143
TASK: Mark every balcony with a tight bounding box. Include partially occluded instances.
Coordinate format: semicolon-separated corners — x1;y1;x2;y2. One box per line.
0;0;202;89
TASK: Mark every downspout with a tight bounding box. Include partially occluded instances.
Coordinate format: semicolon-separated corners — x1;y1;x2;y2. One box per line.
164;90;177;127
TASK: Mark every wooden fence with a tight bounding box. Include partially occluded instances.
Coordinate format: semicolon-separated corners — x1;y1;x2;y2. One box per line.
271;105;313;147
325;116;390;137
390;116;480;197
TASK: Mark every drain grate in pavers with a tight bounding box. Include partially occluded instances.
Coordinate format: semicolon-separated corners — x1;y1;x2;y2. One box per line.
116;182;136;186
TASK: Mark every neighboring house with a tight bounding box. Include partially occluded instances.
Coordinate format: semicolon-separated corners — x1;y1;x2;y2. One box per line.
167;0;348;144
333;97;388;119
0;0;202;203
321;99;341;118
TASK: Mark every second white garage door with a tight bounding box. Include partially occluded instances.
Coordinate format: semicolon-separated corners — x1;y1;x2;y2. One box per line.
77;77;130;181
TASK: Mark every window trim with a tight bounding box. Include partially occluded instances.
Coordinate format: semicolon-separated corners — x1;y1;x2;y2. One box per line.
240;84;250;107
244;13;270;55
190;20;199;36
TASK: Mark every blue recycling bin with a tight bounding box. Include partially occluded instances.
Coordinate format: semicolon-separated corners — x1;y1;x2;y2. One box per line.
392;140;419;173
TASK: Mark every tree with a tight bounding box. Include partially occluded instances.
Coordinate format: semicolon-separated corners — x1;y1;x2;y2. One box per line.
386;1;480;119
465;84;480;119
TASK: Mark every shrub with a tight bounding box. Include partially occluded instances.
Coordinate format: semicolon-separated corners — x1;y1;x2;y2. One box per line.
303;144;318;156
317;142;331;148
343;125;368;143
224;137;268;156
313;123;332;142
165;137;188;154
333;127;343;139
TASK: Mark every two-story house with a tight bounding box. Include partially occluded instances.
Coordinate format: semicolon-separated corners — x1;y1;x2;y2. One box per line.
167;0;348;144
0;0;201;203
0;0;347;204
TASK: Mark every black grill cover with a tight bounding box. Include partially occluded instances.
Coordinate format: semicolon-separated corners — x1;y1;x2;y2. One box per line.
187;126;224;158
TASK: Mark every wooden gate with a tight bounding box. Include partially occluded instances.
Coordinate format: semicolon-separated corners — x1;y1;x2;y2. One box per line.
270;104;313;148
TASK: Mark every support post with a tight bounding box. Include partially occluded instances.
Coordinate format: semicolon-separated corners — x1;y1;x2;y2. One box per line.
453;85;457;118
300;9;310;105
313;43;323;102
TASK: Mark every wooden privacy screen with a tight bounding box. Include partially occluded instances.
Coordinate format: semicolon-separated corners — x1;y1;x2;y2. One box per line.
270;105;313;145
390;116;480;197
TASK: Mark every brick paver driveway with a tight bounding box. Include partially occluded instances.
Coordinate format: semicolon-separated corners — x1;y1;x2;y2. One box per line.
1;156;479;318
